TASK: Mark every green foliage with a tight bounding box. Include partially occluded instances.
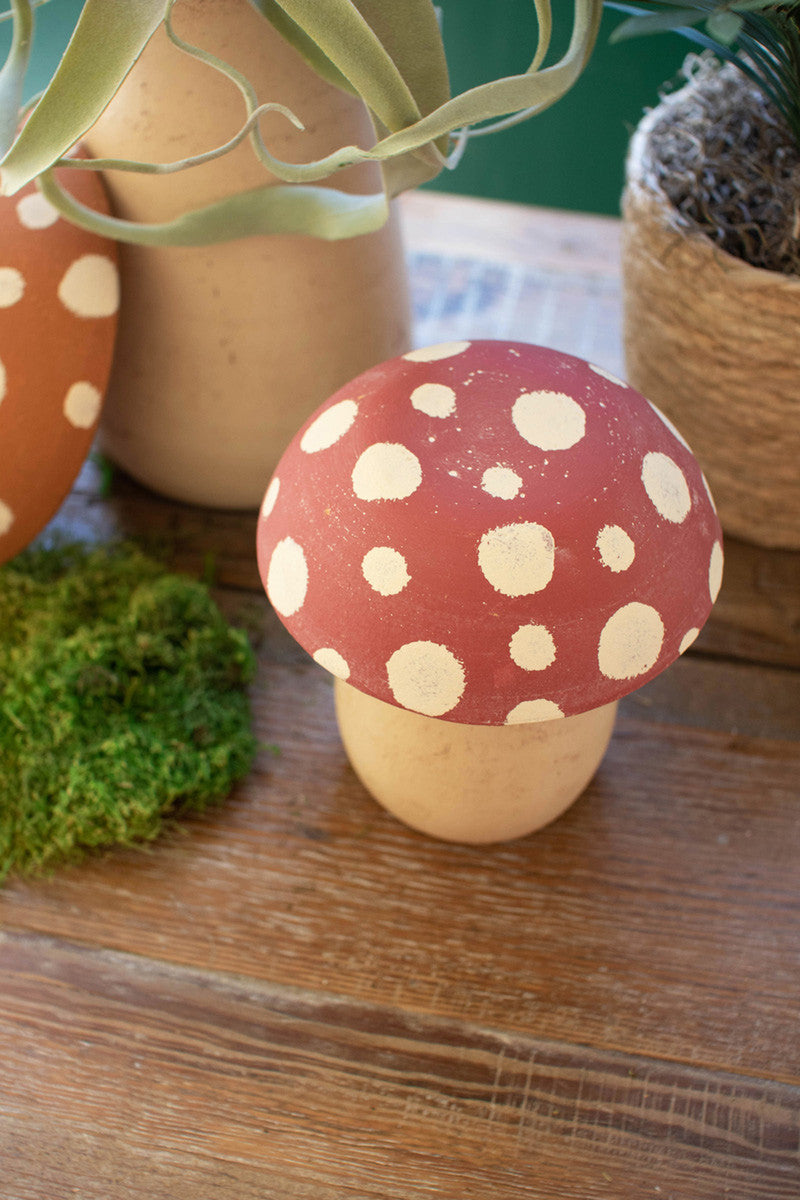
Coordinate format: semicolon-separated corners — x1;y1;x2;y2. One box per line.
0;542;257;882
607;1;800;144
0;0;603;243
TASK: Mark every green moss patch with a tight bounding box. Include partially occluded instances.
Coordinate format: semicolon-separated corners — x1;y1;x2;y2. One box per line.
0;543;257;882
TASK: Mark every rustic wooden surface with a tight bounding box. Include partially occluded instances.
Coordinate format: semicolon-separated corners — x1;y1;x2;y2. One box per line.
1;190;798;1199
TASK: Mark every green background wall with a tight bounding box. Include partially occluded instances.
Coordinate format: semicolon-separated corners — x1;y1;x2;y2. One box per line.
4;1;689;216
428;2;688;214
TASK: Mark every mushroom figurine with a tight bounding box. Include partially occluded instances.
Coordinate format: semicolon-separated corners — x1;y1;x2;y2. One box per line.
0;151;119;565
256;340;723;843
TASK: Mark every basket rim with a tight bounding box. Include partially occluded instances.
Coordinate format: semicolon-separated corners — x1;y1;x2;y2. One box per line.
625;86;800;291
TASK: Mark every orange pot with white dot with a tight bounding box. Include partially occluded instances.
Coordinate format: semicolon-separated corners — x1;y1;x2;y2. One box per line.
257;340;723;843
0;153;119;565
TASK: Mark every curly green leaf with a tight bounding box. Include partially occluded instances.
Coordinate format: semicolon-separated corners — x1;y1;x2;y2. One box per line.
38;168;389;244
0;0;33;158
1;0;604;239
1;0;168;195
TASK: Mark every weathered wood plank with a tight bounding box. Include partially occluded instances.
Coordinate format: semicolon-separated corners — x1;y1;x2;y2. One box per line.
2;653;798;1082
624;653;800;739
400;191;625;279
1;932;798;1200
4;192;797;1200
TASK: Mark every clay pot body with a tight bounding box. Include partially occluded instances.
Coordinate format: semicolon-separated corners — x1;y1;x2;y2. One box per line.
622;87;800;549
85;0;411;508
335;678;618;843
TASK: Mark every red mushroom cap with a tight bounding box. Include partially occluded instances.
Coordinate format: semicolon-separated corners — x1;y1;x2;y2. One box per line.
256;340;723;725
0;151;119;565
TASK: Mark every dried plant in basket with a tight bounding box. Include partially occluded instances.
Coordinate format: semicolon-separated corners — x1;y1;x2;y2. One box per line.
610;0;800;548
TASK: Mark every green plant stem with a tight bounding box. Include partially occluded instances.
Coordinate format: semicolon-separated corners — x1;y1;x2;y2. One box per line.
0;0;33;157
38;168;389;243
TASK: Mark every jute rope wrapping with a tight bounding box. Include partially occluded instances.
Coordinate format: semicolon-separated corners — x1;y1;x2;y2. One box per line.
622;91;800;549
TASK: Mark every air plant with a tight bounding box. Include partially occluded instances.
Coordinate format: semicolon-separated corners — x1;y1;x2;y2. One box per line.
608;1;800;146
0;0;603;244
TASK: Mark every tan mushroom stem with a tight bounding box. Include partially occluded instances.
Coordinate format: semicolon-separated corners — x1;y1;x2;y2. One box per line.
334;678;618;844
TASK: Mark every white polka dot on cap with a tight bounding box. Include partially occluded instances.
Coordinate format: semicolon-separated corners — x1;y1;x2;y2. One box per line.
386;641;466;716
598;602;664;681
63;381;102;429
411;382;456;418
403;341;471;363
352;443;422;501
512;390;586;451
641;451;691;523
58;254;119;319
362;546;410;596
0;267;25;308
300;399;358;453
16;191;60;230
0;500;15;535
313;647;350;679
596;524;635;572
266;537;308;617
481;466;522;499
506;699;564;724
478;522;555;597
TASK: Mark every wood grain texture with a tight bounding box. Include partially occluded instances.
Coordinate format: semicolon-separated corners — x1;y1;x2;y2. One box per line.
2;649;798;1084
2;191;799;1200
2;932;798;1200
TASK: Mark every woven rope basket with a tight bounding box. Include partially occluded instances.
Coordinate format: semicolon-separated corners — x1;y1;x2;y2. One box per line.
621;92;800;549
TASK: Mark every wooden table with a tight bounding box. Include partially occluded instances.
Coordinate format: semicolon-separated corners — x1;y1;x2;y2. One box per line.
2;191;799;1199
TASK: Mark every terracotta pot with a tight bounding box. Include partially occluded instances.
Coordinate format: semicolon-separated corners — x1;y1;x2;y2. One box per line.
621;87;800;549
85;0;411;508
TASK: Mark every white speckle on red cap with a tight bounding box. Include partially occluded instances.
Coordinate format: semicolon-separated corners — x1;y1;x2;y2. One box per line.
506;699;564;724
313;648;350;679
598;602;664;680
362;546;410;595
478;522;555;597
300;398;358;453
642;451;691;523
63;381;101;429
482;466;522;499
403;341;470;363
411;382;456;418
509;624;556;671
596;524;635;572
512;390;586;450
709;541;724;602
386;641;465;716
256;340;723;725
58;254;119;318
266;537;308;617
16;191;59;229
260;476;280;520
352;442;422;501
0;266;24;307
0;499;14;534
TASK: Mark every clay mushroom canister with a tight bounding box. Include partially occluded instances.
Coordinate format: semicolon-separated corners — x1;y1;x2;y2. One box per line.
0;151;119;565
256;340;723;843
